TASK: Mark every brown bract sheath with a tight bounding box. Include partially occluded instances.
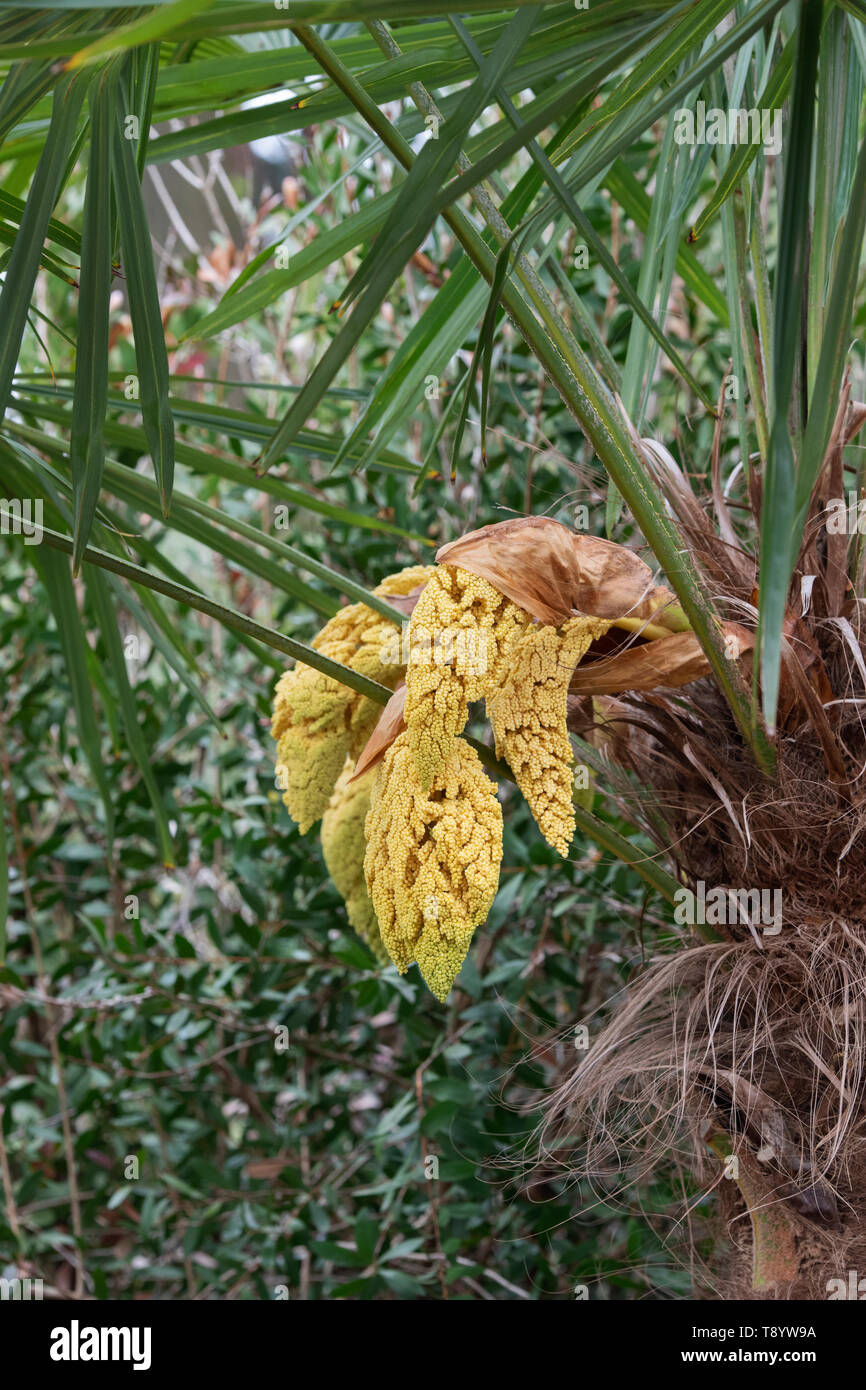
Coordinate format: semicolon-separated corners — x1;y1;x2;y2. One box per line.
436;516;656;625
351;684;407;781
570;624;755;695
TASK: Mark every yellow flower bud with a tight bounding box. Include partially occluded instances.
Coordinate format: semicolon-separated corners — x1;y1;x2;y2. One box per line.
404;564;529;790
272;565;434;832
364;730;503;1001
320;759;387;962
487;614;610;856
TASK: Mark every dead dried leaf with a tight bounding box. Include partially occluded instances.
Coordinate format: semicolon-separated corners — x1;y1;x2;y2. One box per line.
436;517;655;624
569;625;754;695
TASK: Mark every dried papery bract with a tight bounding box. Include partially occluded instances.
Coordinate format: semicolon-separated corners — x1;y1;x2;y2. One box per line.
320;759;387;962
271;564;434;832
364;731;503;1001
488;614;612;855
351;683;406;781
437;516;659;625
569;625;754;696
404;564;530;790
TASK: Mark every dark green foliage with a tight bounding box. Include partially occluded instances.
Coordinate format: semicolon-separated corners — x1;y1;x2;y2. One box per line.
0;545;690;1299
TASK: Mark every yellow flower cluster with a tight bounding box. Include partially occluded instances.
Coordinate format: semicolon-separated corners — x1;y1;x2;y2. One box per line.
320;759;387;962
268;525;695;1006
271;565;432;833
364;731;503;1001
271;551;623;1001
488;614;611;856
404;564;530;790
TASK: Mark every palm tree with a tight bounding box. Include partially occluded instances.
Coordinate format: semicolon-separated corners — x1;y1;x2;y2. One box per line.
2;0;866;1298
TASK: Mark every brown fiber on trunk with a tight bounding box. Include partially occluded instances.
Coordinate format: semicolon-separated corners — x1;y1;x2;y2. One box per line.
540;390;866;1300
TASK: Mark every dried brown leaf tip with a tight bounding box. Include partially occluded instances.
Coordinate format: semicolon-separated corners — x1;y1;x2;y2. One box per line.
570;625;754;696
436;516;659;625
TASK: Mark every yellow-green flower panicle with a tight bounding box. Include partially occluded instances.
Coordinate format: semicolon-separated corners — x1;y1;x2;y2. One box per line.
271;565;434;833
363;731;503;1002
487;614;611;857
272;662;358;834
320;759;387;962
404;564;530;791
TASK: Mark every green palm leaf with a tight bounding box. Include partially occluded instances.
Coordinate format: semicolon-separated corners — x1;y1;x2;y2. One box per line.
70;64;114;572
110;88;175;516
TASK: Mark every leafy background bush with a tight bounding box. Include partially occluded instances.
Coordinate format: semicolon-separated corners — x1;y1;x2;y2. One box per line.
1;484;694;1300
